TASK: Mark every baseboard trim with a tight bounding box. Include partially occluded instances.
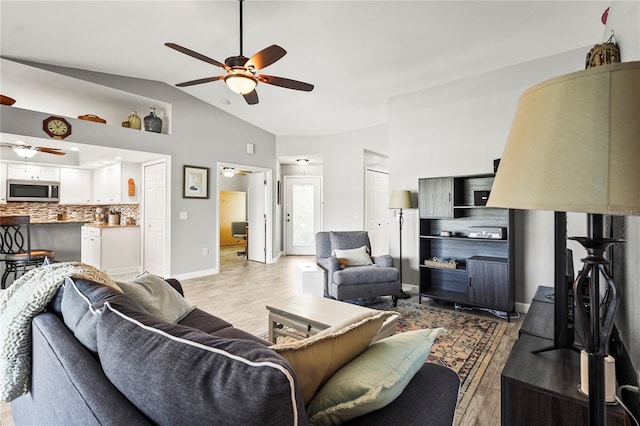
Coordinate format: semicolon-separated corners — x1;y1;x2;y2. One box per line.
172;268;218;281
516;302;530;314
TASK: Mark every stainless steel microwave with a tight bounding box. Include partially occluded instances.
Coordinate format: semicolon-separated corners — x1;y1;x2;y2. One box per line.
7;179;60;202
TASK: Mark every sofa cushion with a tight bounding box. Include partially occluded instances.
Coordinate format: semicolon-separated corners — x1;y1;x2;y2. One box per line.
271;310;393;405
117;271;194;323
329;231;369;251
333;265;399;285
61;277;147;353
334;246;373;268
96;303;306;426
178;307;269;345
307;328;444;425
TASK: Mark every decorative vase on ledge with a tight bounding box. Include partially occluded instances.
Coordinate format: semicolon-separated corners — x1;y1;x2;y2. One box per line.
127;111;141;130
144;107;162;133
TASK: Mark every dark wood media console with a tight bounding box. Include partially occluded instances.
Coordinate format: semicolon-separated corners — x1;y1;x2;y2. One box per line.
501;286;626;425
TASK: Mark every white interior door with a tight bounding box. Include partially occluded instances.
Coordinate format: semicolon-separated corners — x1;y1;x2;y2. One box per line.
248;172;266;263
365;169;389;256
143;161;168;276
284;176;322;255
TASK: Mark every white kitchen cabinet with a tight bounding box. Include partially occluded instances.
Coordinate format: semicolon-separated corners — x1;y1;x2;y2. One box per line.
0;163;7;204
93;162;141;204
93;163;121;204
7;163;60;181
81;225;140;275
81;226;102;269
59;168;92;204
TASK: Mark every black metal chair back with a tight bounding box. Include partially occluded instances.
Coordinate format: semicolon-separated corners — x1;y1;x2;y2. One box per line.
0;216;55;288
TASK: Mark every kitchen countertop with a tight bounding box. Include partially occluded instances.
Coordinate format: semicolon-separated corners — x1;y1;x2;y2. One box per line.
29;220;139;228
31;220;92;224
84;223;139;228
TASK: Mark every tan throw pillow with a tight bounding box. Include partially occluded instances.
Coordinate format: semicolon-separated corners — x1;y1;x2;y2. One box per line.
271;310;394;404
333;246;372;268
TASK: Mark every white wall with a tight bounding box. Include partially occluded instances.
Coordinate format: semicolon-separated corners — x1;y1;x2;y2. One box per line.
277;125;388;231
388;47;589;306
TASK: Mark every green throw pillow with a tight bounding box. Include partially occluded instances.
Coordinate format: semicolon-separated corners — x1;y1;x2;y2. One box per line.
117;271;194;323
307;328;445;425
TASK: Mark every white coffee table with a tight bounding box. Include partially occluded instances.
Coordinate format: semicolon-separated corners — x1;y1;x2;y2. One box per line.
266;294;398;344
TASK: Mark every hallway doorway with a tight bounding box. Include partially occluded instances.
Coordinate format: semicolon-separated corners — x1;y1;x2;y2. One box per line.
216;162;273;270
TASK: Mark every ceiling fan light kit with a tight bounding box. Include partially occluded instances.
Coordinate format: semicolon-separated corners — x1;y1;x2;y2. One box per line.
222;167;236;178
225;73;257;95
13;147;37;158
165;0;313;105
1;141;66;157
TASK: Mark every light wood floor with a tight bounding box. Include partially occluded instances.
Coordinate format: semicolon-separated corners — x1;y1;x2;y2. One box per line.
1;246;522;425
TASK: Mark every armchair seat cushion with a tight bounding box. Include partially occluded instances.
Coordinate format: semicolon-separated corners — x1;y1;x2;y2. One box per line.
333;266;399;285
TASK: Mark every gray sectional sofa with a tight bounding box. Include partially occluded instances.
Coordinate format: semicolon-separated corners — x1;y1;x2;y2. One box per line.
10;275;460;425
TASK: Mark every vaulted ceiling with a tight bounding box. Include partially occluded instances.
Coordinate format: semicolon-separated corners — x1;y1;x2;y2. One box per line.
1;1;610;136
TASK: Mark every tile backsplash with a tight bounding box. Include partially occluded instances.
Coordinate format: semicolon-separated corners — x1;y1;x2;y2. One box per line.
0;202;140;224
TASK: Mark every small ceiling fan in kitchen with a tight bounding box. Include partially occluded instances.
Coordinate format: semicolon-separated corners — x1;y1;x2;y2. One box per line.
165;0;314;105
0;142;66;158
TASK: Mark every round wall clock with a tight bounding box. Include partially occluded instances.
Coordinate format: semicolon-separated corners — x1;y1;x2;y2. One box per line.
43;116;72;139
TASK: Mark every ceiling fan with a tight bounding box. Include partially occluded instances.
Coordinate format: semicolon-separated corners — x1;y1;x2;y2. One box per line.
1;142;66;158
165;0;314;105
221;167;252;178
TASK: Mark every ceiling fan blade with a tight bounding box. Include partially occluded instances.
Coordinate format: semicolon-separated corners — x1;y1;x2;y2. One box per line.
257;75;314;92
245;45;286;71
175;76;225;87
165;43;229;70
37;147;66;155
243;90;259;105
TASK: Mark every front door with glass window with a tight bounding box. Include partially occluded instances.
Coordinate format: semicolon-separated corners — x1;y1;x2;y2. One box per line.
284;176;322;255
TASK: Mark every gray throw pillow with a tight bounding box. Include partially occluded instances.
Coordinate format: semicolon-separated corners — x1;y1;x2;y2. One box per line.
96;303;307;426
117;271;194;323
61;277;147;353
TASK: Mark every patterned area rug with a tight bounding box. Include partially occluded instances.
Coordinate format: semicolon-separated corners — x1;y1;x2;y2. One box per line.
266;298;506;424
361;299;506;423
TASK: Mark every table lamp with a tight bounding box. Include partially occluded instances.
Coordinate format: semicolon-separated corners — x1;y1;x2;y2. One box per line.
488;61;640;426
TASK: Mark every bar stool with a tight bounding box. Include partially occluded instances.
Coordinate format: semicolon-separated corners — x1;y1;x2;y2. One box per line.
0;216;55;289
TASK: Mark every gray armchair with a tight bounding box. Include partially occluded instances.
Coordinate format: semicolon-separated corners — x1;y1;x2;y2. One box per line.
315;231;401;307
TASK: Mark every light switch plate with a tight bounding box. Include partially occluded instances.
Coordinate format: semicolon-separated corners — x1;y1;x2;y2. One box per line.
246;143;255;154
179;211;188;220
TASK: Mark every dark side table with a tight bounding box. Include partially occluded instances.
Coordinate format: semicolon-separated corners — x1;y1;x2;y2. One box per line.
501;286;625;425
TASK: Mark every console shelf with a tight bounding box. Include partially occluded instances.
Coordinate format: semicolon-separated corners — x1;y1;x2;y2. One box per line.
418;174;516;319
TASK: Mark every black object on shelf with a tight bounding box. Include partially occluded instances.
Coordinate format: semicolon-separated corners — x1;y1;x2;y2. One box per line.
531;211;578;354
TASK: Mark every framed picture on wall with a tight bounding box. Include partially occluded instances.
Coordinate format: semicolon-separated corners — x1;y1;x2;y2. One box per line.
183;165;209;199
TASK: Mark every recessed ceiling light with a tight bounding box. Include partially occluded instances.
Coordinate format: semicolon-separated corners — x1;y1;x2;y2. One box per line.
114;156;123;160
70;147;80;152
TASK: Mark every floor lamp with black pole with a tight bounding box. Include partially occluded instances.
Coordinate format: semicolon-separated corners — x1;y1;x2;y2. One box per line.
488;61;640;426
389;190;413;299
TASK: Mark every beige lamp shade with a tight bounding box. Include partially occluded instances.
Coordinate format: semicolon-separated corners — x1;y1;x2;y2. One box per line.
487;61;640;216
389;190;412;209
